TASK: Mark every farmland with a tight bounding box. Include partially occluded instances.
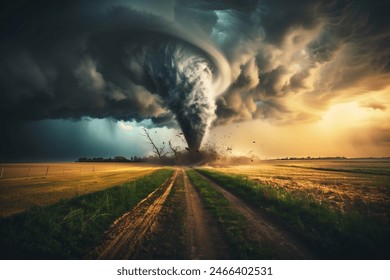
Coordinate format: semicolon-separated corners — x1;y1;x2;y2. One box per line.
0;162;159;217
0;168;173;259
208;160;390;222
0;159;389;259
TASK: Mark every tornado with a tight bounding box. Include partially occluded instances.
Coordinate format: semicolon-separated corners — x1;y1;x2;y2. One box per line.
0;2;231;152
118;27;230;151
141;43;215;151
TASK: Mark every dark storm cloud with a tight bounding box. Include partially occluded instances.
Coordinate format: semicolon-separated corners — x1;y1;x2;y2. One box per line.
0;1;169;123
1;0;234;151
1;0;390;155
210;0;390;124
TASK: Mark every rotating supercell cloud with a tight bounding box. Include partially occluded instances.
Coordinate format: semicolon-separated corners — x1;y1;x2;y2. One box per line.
1;0;389;160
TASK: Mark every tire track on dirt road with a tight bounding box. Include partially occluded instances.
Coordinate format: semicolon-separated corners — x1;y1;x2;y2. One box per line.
195;170;314;259
183;169;230;259
86;170;178;260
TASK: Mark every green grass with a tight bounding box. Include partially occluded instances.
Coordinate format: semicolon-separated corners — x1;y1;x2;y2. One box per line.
196;168;390;259
0;169;174;259
186;169;274;259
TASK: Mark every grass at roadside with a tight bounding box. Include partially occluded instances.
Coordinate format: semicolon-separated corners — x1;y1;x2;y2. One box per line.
186;169;274;259
197;168;390;259
0;169;173;259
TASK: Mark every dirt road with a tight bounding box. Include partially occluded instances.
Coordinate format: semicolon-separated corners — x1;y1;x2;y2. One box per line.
86;170;178;259
183;169;230;259
86;167;312;259
195;170;314;259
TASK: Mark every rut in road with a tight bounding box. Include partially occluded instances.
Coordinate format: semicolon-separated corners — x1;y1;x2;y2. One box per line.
86;170;178;260
195;170;314;259
183;169;230;259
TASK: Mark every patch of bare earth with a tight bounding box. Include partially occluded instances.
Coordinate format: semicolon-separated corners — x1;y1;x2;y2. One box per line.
86;167;312;260
85;168;230;260
85;170;178;259
195;171;314;259
132;169;186;259
183;169;231;259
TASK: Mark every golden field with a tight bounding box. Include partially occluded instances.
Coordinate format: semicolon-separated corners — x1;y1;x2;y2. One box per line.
1;160;389;221
0;162;159;217
209;159;390;221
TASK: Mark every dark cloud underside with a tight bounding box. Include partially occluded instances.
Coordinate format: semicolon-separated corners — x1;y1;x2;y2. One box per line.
1;0;389;159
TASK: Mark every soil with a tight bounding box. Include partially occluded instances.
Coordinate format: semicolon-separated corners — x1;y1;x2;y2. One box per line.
131;169;187;259
195;171;314;259
182;169;231;259
85;170;178;259
86;167;313;259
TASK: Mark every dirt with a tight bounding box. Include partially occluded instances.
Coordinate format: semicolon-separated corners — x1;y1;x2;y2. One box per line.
195;171;314;259
85;170;178;259
182;169;230;259
132;170;187;259
85;167;313;259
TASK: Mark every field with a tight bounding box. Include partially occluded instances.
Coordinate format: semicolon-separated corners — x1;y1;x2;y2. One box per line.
0;160;389;259
0;162;159;217
0;168;173;259
209;160;390;222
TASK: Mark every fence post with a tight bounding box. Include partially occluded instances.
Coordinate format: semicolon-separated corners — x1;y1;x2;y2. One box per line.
46;166;49;176
0;166;3;179
28;168;31;177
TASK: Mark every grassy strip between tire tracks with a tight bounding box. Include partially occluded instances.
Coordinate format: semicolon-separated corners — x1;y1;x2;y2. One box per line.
196;168;390;259
0;169;174;259
186;169;274;259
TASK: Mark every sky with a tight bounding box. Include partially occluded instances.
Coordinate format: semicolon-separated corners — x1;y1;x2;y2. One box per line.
0;0;389;161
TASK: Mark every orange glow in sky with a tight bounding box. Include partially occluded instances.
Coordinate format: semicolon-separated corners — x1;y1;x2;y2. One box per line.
210;89;390;158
